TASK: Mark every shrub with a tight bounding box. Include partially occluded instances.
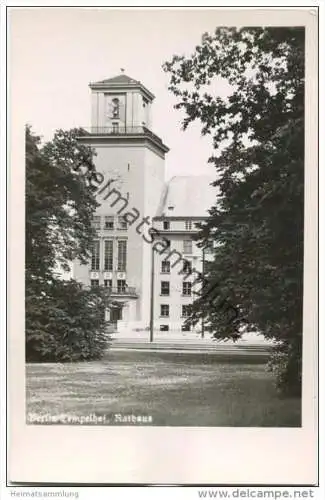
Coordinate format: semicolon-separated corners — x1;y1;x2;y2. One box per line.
26;279;111;362
267;337;302;397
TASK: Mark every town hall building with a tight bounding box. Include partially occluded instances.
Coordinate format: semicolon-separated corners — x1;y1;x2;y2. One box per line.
73;72;216;333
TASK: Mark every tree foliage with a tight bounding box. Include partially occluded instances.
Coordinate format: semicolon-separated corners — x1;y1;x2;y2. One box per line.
26;127;110;362
26;127;99;285
26;280;110;362
163;27;304;396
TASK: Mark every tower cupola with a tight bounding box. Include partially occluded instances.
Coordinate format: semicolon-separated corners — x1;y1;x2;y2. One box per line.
84;71;168;156
89;71;155;131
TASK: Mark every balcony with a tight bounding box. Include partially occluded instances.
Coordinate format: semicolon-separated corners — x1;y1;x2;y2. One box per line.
107;286;138;298
78;126;169;153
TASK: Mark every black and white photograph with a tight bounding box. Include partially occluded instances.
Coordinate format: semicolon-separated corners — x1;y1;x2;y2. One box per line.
22;10;307;426
6;5;319;486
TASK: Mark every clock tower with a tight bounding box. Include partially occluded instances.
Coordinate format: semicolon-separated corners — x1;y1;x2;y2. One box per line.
74;72;169;329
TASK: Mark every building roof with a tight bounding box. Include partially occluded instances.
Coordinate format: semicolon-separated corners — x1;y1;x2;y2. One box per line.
156;175;218;218
89;72;155;101
92;74;140;85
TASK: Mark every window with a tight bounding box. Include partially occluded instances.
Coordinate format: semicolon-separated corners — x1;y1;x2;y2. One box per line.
185;220;192;230
183;239;193;254
181;324;191;332
91;241;100;270
160;325;169;331
118;216;127;230
104;216;114;230
161;281;170;296
111;98;120;118
104;240;113;271
163;221;170;230
90;279;99;287
160;304;169;317
161;260;170;274
112;122;119;133
117;240;127;271
104;279;112;290
182;305;191;317
92;216;101;230
182;260;192;274
117;279;126;293
165;239;171;248
182;282;192;296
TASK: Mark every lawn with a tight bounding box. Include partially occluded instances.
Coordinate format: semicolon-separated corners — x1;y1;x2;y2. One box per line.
26;350;301;427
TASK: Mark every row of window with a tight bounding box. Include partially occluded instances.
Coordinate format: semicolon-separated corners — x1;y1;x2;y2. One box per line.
160;281;192;296
161;259;192;274
162;220;194;231
160;324;191;332
92;242;196;273
93;216;195;235
90;279;126;292
91;239;127;271
155;239;193;254
91;279;193;296
160;304;191;318
92;216;127;231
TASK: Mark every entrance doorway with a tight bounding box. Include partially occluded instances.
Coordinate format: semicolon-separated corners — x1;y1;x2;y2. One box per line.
110;305;123;328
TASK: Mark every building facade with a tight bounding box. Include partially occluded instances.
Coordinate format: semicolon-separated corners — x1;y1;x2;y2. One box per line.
73;72;216;333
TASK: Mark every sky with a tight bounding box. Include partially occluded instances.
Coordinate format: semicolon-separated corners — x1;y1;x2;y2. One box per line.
9;8;234;180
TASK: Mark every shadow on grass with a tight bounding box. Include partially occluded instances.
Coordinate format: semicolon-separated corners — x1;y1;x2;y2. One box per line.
26;350;301;427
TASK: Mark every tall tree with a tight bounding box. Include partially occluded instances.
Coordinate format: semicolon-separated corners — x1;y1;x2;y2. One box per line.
26;127;99;288
163;27;304;395
26;127;110;362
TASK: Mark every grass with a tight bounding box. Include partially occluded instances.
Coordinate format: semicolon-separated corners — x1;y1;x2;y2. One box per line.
26;350;301;427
